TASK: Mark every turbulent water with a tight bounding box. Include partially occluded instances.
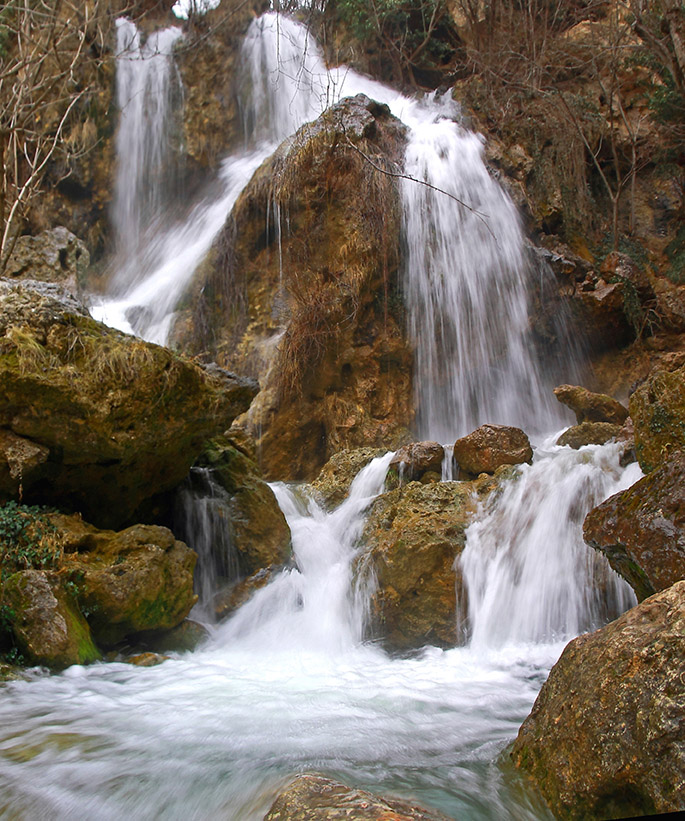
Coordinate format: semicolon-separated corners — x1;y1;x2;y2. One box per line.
4;11;646;821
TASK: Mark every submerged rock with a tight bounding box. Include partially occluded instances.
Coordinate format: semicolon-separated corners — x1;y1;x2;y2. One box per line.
512;581;685;819
556;421;622;449
0;280;257;528
553;383;629;424
453;424;532;475
583;452;685;601
630;363;685;473
264;774;451;820
310;447;388;509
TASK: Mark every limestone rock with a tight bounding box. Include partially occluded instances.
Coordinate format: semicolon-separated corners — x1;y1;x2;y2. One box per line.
0;279;257;528
310;447;388;510
654;278;685;334
389;441;445;480
512;582;685;819
600;251;654;301
630;364;685;473
2;569;100;669
573;280;634;350
171;95;412;481
453;424;533;475
583;452;685;601
556;421;622;449
554;384;629;425
3;227;90;293
193;437;291;576
361;479;495;650
264;774;451;820
57;515;197;647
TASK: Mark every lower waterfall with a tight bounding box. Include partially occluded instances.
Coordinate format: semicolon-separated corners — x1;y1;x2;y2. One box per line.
0;441;639;820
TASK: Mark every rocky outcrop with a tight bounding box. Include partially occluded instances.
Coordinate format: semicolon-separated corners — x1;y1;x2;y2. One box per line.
0;280;257;528
360;474;505;650
512;582;685;819
630;363;685;473
264;774;451;820
192;437;291;576
2;569;100;669
172;95;413;480
554;384;629;424
583;452;685;601
453;424;532;475
309;447;388;510
3;228;90;293
556;421;622;448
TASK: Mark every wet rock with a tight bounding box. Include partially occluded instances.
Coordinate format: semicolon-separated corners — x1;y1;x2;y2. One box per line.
361;476;502;650
0;279;257;528
56;514;197;647
137;619;209;653
453;424;532;475
583;452;685;601
512;582;685;819
389;441;444;480
3;228;90;293
172;94;412;480
125;652;168;667
193;437;291;576
553;383;629;425
264;774;451;820
573;280;634;350
556;421;622;449
2;569;100;669
310;447;388;510
630;364;685;473
213;566;277;621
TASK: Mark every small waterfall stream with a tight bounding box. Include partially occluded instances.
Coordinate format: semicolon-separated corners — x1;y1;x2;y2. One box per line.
0;11;647;821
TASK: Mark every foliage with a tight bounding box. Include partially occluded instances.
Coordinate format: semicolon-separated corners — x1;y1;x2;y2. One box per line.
0;502;62;581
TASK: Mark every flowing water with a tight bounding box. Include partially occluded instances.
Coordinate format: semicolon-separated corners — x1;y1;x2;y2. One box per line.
2;11;646;821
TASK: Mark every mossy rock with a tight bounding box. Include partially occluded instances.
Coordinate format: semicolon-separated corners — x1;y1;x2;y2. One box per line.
630;364;685;473
309;446;388;510
0;280;257;528
2;569;100;669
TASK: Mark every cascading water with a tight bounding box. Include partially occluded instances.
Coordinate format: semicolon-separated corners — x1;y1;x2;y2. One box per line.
1;12;647;821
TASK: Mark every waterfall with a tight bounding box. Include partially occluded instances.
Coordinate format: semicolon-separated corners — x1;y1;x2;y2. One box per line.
111;20;183;292
175;468;241;623
460;439;641;648
212;453;394;653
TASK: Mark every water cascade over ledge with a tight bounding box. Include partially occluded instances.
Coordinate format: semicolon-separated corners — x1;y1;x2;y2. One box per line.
3;11;647;821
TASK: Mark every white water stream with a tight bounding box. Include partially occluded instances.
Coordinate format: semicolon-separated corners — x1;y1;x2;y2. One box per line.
1;11;645;821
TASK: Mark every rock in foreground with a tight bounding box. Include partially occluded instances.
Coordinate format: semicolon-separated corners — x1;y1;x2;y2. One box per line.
556;421;622;449
512;582;685;819
0;280;257;528
264;774;451;820
453;424;532;475
583;452;685;601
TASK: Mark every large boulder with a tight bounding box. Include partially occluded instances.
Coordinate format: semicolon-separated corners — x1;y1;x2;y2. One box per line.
56;514;197;647
453;424;532;475
553;384;629;425
0;280;257;528
3;227;90;293
2;569;100;669
583;452;685;601
389;441;445;480
360;474;504;650
264;774;451;821
511;582;685;819
171;94;413;480
630;363;685;473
